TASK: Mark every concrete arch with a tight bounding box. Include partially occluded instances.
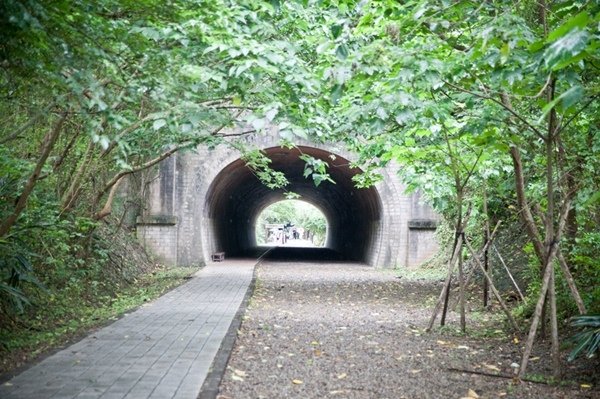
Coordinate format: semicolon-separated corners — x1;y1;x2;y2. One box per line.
136;130;440;268
203;146;383;262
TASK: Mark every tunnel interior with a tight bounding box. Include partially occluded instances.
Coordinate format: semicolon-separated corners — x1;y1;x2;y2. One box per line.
205;146;382;262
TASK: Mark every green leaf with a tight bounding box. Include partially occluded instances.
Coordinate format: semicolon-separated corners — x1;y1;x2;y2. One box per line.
537;85;584;124
544;29;589;70
331;24;343;39
500;42;510;64
336;44;349;60
331;84;344;105
547;12;590;43
153;119;167;131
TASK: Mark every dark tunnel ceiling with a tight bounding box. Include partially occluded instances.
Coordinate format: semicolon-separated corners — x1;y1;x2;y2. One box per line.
206;146;382;262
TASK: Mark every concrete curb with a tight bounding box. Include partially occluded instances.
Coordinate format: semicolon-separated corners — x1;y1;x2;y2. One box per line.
197;249;273;399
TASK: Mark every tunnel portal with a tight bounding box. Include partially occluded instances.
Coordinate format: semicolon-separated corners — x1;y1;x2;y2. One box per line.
137;133;440;268
205;146;381;262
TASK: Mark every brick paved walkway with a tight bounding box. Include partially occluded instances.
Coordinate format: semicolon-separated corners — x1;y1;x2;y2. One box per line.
0;260;256;399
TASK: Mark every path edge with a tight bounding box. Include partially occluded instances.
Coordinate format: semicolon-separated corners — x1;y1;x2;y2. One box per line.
197;250;272;399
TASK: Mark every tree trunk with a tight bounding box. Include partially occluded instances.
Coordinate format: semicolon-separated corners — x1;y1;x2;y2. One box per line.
93;176;124;220
544;78;559;376
509;145;545;261
61;139;95;212
0;112;68;238
518;198;572;379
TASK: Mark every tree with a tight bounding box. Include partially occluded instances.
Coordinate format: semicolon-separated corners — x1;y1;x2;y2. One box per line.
313;0;598;378
0;0;331;309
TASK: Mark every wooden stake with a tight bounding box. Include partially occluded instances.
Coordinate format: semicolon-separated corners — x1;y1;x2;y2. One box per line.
464;237;520;333
483;182;491;309
549;267;561;378
427;233;463;332
556;249;586;314
458;237;466;332
450;221;503;310
518;244;559;379
493;244;525;302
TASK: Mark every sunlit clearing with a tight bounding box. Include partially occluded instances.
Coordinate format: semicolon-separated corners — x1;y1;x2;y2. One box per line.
255;200;327;247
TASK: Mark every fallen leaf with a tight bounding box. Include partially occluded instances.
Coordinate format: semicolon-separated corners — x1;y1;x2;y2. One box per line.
580;384;591;389
513;337;519;344
530;356;540;361
437;340;448;345
233;369;247;377
484;364;501;372
409;369;422;374
231;374;244;382
310;341;319;346
314;349;322;356
467;388;480;398
292;379;303;385
337;373;347;379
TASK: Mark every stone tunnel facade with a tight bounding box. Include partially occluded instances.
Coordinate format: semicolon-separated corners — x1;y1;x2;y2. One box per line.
136;132;440;268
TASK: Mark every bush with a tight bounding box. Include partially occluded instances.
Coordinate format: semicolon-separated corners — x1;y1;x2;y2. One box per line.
568;315;600;361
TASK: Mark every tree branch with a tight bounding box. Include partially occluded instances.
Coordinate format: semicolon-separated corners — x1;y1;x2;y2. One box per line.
443;81;546;140
96;142;193;203
556;95;598;136
0;112;68;238
93;176;124;220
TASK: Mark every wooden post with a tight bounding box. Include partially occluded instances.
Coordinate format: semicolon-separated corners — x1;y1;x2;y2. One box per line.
518;244;558;379
493;244;525;302
427;233;463;332
556;249;586;314
483;182;491;309
464;237;520;333
458;234;466;332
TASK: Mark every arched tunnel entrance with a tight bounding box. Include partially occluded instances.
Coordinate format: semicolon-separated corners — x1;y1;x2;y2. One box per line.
205;146;382;262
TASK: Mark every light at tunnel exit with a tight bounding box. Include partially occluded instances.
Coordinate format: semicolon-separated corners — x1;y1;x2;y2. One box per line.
254;200;328;248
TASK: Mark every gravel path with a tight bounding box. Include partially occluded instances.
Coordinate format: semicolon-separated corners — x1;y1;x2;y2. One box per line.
218;261;598;399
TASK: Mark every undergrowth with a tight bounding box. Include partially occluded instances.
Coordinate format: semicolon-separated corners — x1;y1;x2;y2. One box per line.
0;220;199;375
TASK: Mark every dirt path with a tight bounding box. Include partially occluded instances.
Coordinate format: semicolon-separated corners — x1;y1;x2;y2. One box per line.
218;261;598;399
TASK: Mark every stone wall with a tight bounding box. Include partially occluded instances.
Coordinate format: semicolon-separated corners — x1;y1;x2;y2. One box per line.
136;129;440;268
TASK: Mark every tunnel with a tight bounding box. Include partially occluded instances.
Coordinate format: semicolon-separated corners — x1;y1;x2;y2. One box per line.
204;146;383;263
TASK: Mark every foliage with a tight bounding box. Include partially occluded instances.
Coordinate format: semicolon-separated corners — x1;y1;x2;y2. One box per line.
568;232;600;314
0;0;331;310
0;260;196;373
314;0;599;313
1;0;599;379
568;315;600;361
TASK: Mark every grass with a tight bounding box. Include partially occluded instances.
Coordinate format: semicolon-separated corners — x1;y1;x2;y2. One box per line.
393;265;447;281
0;265;198;375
